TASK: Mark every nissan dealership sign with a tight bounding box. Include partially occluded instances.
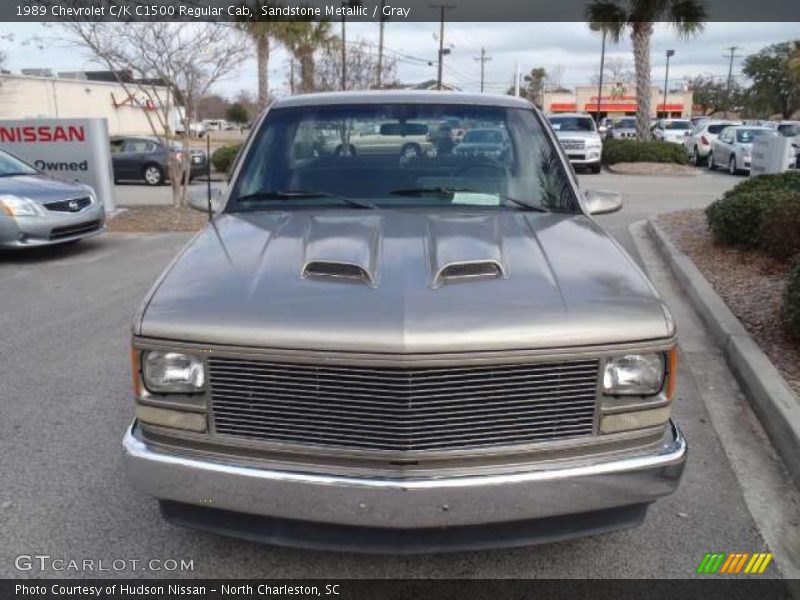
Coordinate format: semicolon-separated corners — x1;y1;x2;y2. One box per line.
0;118;115;212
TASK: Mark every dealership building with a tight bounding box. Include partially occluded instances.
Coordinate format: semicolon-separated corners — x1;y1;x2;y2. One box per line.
0;71;179;135
543;82;694;119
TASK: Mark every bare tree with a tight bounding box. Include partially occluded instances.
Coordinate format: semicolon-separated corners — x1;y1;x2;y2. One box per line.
590;57;634;85
62;22;248;207
315;39;398;92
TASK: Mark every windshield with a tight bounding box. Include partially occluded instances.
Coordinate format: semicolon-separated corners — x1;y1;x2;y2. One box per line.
664;121;691;130
229;103;578;213
615;118;636;129
736;129;776;143
778;123;800;137
0;149;38;177
707;123;732;134
548;116;596;132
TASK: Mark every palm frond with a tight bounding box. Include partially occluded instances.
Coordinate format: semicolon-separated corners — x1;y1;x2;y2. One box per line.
585;0;628;43
669;0;707;38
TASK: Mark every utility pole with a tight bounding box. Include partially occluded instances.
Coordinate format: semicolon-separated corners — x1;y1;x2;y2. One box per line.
341;0;362;91
430;3;455;90
376;0;388;88
474;47;491;93
724;46;741;115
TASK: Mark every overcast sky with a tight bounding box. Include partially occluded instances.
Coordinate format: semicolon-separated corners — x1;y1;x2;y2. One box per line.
1;22;797;97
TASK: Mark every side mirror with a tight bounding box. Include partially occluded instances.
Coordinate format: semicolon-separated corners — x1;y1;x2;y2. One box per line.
188;185;224;214
583;189;622;215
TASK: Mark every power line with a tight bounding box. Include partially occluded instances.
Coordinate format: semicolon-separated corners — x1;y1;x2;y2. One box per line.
474;47;492;93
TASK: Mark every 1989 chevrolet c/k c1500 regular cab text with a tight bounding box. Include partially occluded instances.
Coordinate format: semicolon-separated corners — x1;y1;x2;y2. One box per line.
123;91;686;553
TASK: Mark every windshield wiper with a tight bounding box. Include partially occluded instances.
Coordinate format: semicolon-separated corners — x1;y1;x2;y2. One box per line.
235;190;377;209
389;187;549;212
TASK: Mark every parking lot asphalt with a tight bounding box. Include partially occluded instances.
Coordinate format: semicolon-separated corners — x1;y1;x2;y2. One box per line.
0;169;787;579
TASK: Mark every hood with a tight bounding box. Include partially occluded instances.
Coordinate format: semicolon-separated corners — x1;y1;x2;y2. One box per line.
136;210;671;353
0;174;92;203
554;131;600;141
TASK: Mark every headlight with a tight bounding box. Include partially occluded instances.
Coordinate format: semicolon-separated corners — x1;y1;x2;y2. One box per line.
0;195;43;217
603;353;665;396
142;351;205;393
587;140;603;148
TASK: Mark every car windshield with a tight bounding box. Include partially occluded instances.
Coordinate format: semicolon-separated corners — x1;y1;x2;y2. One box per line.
707;123;732;134
664;121;691;130
615;118;636;128
548;116;596;132
0;149;38;177
736;129;776;143
778;123;800;137
229;103;579;213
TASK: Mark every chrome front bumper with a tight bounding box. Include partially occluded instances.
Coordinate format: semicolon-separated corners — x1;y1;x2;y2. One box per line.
123;421;686;533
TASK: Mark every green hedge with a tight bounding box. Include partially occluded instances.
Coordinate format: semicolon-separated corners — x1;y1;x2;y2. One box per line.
211;143;243;174
788;265;800;338
602;139;688;166
706;172;800;258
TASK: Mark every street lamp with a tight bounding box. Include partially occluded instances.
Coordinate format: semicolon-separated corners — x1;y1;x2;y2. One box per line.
595;29;607;125
663;49;675;118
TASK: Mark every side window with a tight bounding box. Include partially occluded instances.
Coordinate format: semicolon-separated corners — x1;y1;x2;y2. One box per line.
110;140;125;154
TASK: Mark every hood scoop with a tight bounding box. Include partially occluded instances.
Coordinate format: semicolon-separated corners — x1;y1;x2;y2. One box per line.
301;215;381;286
428;214;507;288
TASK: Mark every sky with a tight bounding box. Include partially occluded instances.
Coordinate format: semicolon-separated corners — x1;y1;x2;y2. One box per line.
1;22;797;98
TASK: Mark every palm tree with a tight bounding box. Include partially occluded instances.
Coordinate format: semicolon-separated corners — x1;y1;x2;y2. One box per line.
281;21;335;93
235;1;287;107
586;0;706;140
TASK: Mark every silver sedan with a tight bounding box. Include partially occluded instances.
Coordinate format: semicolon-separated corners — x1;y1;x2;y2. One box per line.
0;149;105;249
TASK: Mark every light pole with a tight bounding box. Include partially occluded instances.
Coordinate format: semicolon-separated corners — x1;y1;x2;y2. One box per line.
663;49;675;118
595;29;607;124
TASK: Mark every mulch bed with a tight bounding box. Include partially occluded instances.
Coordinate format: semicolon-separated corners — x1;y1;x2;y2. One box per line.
107;206;208;232
607;162;697;176
658;209;799;398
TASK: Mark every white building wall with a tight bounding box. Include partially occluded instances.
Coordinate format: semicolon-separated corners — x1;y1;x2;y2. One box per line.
0;74;179;135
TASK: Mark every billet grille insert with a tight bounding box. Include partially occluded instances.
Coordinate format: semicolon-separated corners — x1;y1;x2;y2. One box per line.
209;358;599;452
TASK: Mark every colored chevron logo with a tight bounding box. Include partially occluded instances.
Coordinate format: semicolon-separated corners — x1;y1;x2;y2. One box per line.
696;552;773;574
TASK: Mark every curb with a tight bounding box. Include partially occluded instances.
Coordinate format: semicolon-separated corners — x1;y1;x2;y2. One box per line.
647;219;800;486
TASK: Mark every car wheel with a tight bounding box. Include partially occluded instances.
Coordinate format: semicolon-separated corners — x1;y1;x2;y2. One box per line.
728;155;737;175
692;147;703;166
334;144;356;157
707;151;716;170
400;143;422;158
143;164;164;186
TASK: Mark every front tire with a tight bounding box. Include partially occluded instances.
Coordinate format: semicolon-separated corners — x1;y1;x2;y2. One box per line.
143;164;164;186
707;151;716;170
728;155;738;175
692;147;705;166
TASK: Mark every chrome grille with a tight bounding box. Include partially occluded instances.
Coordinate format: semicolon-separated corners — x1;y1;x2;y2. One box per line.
209;358;599;452
560;139;586;150
45;197;91;213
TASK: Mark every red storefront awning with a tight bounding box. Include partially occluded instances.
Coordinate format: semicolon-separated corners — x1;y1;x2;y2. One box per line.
584;103;637;112
656;104;684;111
550;103;577;112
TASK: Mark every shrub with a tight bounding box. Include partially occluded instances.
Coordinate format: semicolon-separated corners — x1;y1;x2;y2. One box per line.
720;171;800;200
787;265;800;338
705;191;773;247
210;143;242;173
758;192;800;260
602;139;688;165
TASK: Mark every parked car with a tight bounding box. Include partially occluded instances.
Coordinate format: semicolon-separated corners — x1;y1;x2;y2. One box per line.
453;127;509;158
124;91;686;553
690;116;710;127
0;148;105;248
775;120;800;139
546;112;603;173
683;120;740;166
598;117;613;136
606;117;637;140
335;122;432;158
708;125;779;175
651;119;693;144
110;136;208;186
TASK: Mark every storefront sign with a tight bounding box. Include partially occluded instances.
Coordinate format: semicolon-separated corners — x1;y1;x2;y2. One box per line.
0;118;115;212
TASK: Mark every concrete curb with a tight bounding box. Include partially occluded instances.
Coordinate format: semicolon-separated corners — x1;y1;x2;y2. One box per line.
647;219;800;486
